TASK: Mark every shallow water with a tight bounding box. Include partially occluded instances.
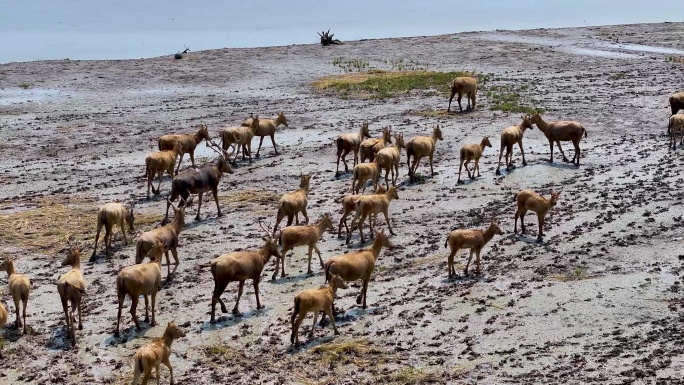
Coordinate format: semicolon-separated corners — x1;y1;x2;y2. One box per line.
1;0;682;63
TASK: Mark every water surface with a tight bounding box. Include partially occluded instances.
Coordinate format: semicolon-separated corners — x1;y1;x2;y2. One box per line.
0;0;682;63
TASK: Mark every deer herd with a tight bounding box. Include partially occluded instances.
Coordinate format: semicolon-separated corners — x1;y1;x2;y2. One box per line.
1;75;682;385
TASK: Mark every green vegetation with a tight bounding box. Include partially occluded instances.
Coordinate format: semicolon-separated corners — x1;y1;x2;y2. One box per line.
485;85;544;114
386;58;428;71
313;70;483;99
19;83;30;89
332;57;370;72
610;72;626;80
666;56;684;64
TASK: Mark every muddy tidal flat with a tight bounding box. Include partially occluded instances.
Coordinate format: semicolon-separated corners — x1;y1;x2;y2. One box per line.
1;22;684;384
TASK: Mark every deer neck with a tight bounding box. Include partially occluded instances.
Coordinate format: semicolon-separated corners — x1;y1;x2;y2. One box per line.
370;239;385;260
534;117;549;132
259;247;275;265
329;283;339;297
479;141;488;152
162;330;176;347
172;215;184;234
482;227;496;244
431;133;440;143
315;220;329;235
194;131;205;144
5;261;16;277
71;259;81;271
275;116;285;127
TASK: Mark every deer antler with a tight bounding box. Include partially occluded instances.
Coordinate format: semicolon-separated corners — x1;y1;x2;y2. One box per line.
259;221;274;237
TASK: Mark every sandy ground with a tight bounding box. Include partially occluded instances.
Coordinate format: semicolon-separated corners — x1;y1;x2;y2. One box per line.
1;22;684;384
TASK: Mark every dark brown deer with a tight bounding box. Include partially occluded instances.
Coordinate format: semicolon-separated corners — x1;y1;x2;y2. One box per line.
163;140;234;223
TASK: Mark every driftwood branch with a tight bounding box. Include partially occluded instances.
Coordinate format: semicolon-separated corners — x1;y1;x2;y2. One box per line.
319;29;342;46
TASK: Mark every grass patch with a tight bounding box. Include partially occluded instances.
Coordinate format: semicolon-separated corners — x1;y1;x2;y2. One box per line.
332;57;370;72
0;196;162;255
666;56;684;64
486;85;544;114
610;72;626;80
19;83;30;89
546;266;593;282
313;70;482;99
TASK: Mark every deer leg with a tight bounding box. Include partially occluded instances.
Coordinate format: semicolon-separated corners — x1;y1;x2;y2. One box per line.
256;136;265;158
457;94;463;112
143;294;149;323
130;296;141;331
305;245;315;275
358;213;367;243
464;249;474;276
286;213;294;227
115;293;124;337
152;171;161;196
195;191;204;221
301;207;309;224
466;92;472;111
163;356;174;385
429;153;435;176
383;210;395;235
150;289;157;327
292;313;305;345
447;248;457;279
210;281;229;323
170;247;179;274
556;140;569;162
306;311;319;339
189;151;196;168
514;209;520;234
120;218;128;245
495;145;505;175
464;159;472;179
270;133;279;155
458;158;464;183
448;89;456;112
254;277;263;309
475;158;481;177
279;246;291;278
104;224;113;256
60;293;70;335
573;139;581;166
518;140;527;166
322;306;336;335
338;213;347;237
313;244;324;270
361;278;370;309
537;213;544;242
91;222;103;259
212;187;222;217
520;210;527;234
232;280;245;316
77;296;83;330
175;153;184;175
475;248;482;275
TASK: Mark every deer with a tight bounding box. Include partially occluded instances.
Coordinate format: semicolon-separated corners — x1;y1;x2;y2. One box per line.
273;174;312;233
158;123;210;174
57;247;87;346
359;126;392;163
346;186;399;244
335;122;372;177
290;274;348;345
131;322;186;385
375;133;405;188
90;202;135;261
444;221;503;278
0;257;30;334
242;112;288;157
145;139;183;199
457;136;492;183
163;139;234;223
448;76;478;112
273;214;334;280
495;115;534;175
514;189;561;242
406;125;443;182
529;113;587;166
137;204;185;277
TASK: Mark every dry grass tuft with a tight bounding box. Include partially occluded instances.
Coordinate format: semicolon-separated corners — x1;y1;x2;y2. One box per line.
380;367;445;384
0;195;162;255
